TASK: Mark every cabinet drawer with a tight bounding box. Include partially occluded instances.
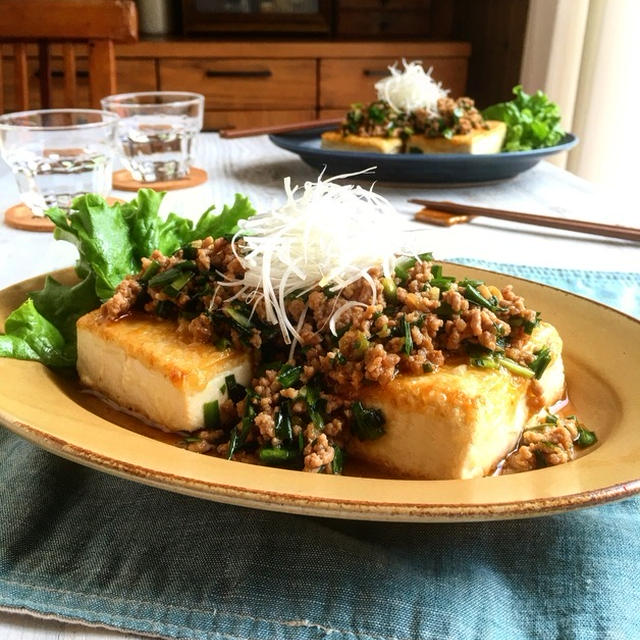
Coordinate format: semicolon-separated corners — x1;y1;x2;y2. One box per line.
336;10;433;37
1;58;156;111
159;59;316;110
319;57;468;109
204;109;316;131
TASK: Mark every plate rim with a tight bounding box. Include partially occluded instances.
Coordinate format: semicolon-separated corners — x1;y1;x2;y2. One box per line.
1;264;639;523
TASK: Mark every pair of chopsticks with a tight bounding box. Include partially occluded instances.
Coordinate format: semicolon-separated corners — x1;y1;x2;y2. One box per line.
409;199;640;243
219;117;341;139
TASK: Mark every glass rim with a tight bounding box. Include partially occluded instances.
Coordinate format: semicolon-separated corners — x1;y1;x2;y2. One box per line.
0;108;119;132
101;91;205;109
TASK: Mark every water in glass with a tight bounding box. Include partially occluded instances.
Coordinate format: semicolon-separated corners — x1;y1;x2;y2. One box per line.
5;144;112;214
118;115;199;182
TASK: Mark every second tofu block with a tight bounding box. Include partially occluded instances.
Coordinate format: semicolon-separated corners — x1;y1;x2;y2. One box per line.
348;322;565;479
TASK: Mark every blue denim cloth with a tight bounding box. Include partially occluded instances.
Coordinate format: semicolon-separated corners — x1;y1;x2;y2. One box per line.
1;264;639;640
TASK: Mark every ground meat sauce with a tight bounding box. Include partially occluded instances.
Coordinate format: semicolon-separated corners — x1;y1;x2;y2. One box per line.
340;96;488;146
101;237;595;475
410;96;488;138
501;413;596;474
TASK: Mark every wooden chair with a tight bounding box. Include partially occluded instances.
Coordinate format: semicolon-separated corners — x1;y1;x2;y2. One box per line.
0;0;138;113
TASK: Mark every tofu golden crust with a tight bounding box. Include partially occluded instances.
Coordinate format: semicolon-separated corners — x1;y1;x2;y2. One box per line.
407;120;507;155
76;310;252;432
320;130;402;154
347;322;565;480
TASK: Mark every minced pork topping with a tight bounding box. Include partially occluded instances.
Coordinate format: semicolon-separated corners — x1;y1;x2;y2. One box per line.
102;238;596;475
341;96;488;143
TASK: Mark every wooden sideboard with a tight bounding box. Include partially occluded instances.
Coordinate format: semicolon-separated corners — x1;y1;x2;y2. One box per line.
0;40;470;129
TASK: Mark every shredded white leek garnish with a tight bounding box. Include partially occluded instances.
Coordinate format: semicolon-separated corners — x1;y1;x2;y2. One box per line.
375;59;448;116
227;170;414;344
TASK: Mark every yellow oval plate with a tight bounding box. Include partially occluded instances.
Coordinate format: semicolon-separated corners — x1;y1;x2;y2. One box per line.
1;266;639;522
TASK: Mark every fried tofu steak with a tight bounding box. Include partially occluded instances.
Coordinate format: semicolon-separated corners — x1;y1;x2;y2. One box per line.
76;310;251;432
347;322;565;479
407;120;507;155
320;130;403;154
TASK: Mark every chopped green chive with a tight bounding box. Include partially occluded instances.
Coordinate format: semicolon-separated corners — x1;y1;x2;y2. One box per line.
139;260;161;283
222;304;253;333
381;276;397;302
224;374;246;403
430;265;456;290
401;316;412;355
147;266;183;289
277;363;303;388
351;401;385;441
259;447;300;465
576;425;597;448
274;399;293;443
435;300;455;319
203;400;220;429
180;244;198;260
332;445;344;475
499;357;535;379
164;271;193;297
529;346;552;379
461;282;501;313
227;391;256;459
394;257;416;282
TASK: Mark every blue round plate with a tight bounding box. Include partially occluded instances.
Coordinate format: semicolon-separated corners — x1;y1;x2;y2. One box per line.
269;126;578;184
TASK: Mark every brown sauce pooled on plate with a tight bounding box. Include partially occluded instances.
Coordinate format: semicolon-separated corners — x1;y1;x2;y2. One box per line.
48;370;595;481
495;396;596;475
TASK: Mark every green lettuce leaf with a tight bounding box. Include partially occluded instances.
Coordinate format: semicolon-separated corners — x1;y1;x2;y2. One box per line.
0;299;74;367
190;194;255;241
482;85;565;152
120;190;256;258
2;189;256;368
30;274;100;343
47;194;137;300
120;188;168;262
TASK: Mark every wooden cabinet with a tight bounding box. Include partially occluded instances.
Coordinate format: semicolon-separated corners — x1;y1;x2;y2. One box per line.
159;58;317;108
1;41;471;128
319;56;468;110
133;41;471;130
203;109;316;131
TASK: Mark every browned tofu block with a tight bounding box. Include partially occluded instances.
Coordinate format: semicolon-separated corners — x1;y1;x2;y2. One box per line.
407;120;507;154
321;130;402;154
76;310;252;432
347;322;565;479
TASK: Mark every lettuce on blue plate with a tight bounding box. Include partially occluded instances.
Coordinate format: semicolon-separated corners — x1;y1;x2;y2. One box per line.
482;85;565;152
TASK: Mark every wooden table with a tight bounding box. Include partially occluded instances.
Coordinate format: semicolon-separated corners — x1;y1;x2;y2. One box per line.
0;133;638;639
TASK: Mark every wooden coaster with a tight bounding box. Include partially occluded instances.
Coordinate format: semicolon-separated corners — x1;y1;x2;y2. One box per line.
112;167;208;191
414;207;473;227
4;197;124;232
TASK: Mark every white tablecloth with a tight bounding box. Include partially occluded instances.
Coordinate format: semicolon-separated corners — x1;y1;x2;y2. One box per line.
1;133;639;292
0;133;638;640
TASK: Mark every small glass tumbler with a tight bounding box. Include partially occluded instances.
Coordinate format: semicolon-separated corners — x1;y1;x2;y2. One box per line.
0;109;118;215
101;92;205;182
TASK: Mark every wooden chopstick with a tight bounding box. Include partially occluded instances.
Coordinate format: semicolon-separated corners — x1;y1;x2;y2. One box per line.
408;199;640;243
219;117;342;139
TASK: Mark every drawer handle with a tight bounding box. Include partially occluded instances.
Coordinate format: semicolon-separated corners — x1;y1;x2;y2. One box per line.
34;69;89;79
363;69;389;77
205;69;272;78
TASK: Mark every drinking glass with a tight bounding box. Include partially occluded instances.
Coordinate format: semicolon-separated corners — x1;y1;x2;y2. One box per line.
0;109;118;215
101;92;205;182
